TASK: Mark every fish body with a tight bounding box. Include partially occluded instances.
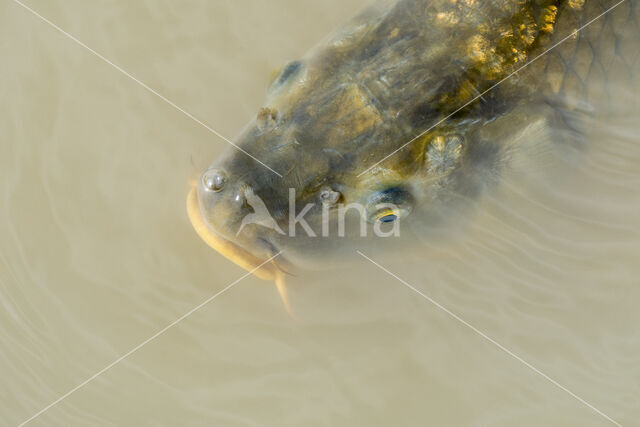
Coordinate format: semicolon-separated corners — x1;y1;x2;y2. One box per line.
190;0;640;272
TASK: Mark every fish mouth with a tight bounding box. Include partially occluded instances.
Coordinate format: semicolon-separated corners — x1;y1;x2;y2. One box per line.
186;187;280;281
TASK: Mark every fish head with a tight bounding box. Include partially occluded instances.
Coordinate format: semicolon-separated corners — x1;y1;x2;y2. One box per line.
189;0;536;269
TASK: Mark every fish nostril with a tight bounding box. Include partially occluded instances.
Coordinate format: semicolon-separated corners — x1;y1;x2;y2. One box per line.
202;169;226;192
232;192;245;208
230;185;252;211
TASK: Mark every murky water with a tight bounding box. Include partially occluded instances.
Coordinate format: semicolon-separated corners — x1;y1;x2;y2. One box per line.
1;1;639;426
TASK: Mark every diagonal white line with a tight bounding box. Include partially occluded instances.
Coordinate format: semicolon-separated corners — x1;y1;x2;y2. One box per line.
356;250;622;427
11;0;283;178
357;0;627;177
18;252;282;426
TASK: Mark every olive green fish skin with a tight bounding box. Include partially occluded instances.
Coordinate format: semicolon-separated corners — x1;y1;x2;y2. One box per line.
197;0;639;264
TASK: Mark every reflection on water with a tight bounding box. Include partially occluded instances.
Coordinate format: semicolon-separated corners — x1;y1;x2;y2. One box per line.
1;0;639;425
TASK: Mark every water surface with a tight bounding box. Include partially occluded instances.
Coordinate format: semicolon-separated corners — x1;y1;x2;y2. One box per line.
1;1;639;425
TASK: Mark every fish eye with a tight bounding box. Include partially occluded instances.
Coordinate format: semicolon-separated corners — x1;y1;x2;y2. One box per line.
376;209;398;223
202;169;226;192
365;187;414;224
277;61;302;85
268;60;304;94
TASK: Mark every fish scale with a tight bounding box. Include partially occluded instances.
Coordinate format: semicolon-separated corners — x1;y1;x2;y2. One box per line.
543;0;640;111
